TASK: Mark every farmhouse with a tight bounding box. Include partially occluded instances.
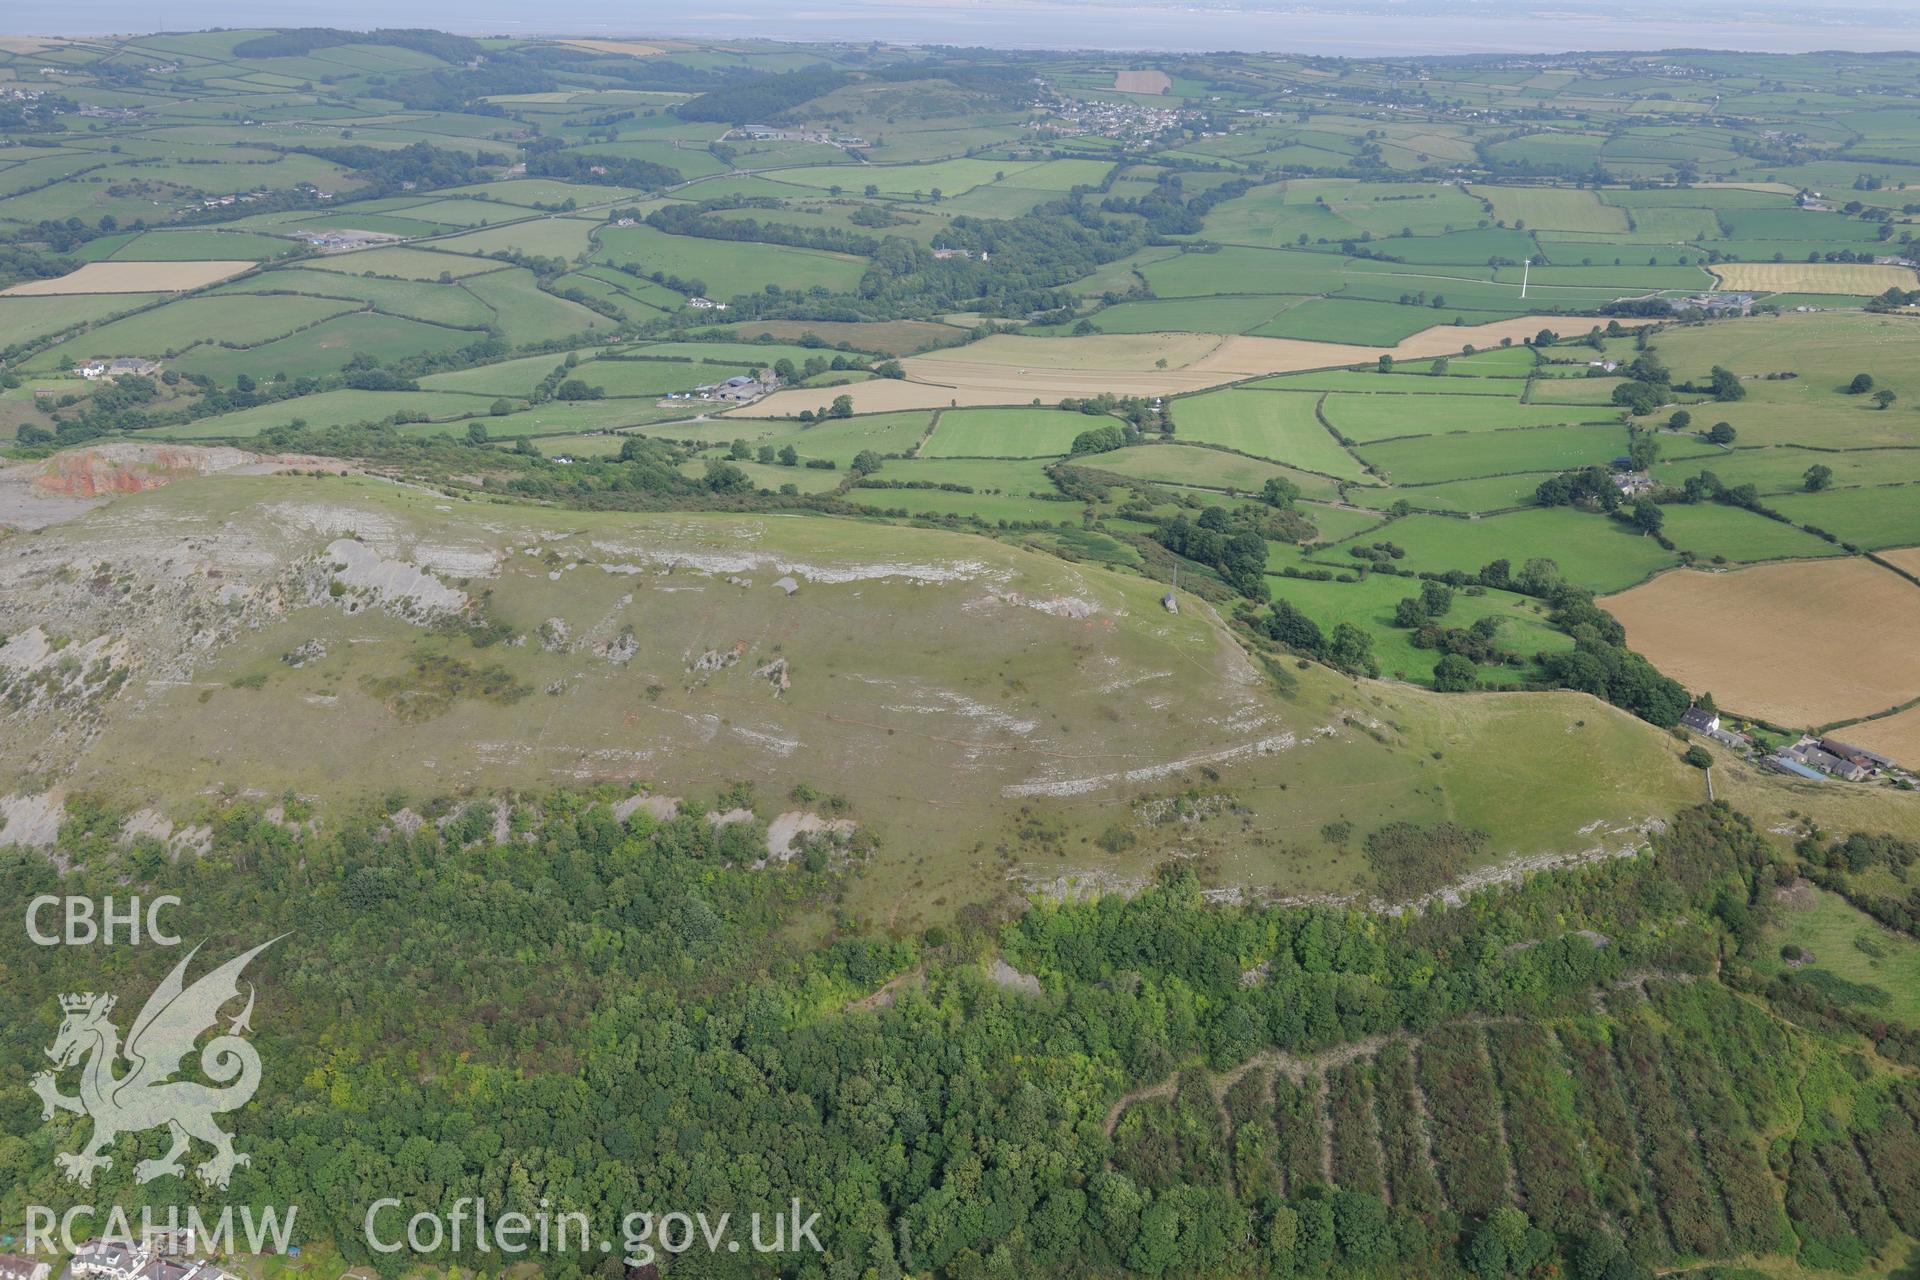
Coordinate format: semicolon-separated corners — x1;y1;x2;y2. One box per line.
1680;706;1720;734
1819;737;1898;771
75;357;159;380
289;227;394;251
1766;754;1828;782
1673;292;1754;316
1781;738;1870;782
686;297;728;312
1612;469;1653;497
693;371;778;403
0;1254;51;1280
731;124;827;143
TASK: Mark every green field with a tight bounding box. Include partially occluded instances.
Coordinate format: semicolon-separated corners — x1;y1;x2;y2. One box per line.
1655;501;1848;563
754;411;932;464
1248;371;1522;397
0;293;161;346
1355;424;1631;483
1267;570;1574;687
1361;506;1681;592
1347;473;1546;514
175;311;482;380
99;228;300;260
1770;484;1920;550
418;352;597;396
1253;297;1473;345
307;246;502;279
1082;295;1304;334
594;223;868;299
25;294;353;368
1088;443;1344;499
150;389;503;438
920;407;1113;458
1170;388;1369;479
1760;886;1920;1026
846;457;1074;523
1653;446;1920;495
461;268;611;345
216;267;499;327
1322;393;1618;443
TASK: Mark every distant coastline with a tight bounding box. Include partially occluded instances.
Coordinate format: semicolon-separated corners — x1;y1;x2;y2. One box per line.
10;1;1920;55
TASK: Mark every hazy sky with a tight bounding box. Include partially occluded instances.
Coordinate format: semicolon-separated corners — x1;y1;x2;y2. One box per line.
20;0;1920;53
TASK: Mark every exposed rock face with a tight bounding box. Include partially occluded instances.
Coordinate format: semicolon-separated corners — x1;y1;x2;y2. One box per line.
32;444;259;499
2;443;336;532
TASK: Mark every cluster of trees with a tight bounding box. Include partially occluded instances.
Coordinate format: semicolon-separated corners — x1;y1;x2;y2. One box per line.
1537;592;1690;726
674;66;855;123
1070;424;1130;455
1259;599;1379;676
379;54;567;113
1155;507;1271;596
1686;364;1745;402
288;141;507;199
0;92;73;131
1414;615;1510;688
797;394;856;423
1844;371;1899;408
1057;393;1166;432
1606;353;1676;415
1534;465;1622;512
1098;175;1258;236
771;352;879;382
646;201;879;255
1867;285;1920;311
231;27;483;60
525;143;680;191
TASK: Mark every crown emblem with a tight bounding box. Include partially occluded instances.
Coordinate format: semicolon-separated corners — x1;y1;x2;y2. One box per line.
60;992;112;1015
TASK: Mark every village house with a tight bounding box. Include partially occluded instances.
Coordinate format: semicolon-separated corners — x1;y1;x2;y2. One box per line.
0;1253;51;1280
70;1241;234;1280
72;1241;147;1280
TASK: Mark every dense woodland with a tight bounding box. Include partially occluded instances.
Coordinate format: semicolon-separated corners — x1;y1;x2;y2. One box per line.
4;799;1918;1279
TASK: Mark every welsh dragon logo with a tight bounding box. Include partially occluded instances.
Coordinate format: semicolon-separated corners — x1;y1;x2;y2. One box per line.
32;938;281;1190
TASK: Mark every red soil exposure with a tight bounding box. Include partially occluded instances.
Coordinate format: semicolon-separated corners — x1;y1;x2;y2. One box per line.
31;445;242;498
